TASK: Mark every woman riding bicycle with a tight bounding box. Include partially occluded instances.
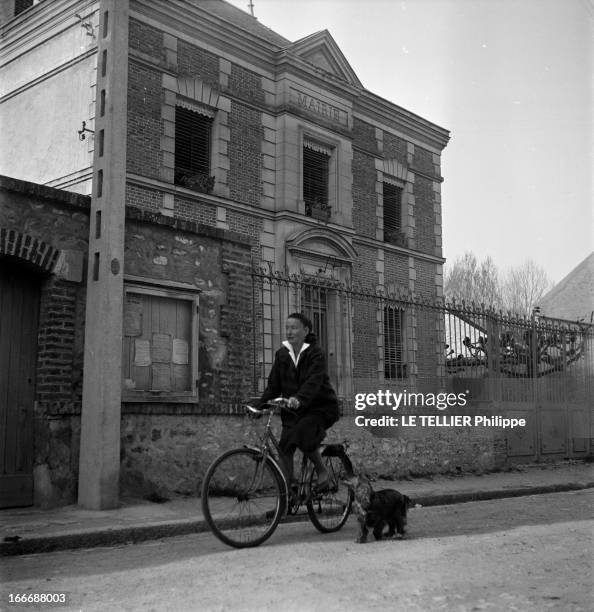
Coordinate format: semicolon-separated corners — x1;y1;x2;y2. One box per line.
256;312;340;495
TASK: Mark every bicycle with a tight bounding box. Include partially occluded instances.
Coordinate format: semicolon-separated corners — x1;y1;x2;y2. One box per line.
201;398;355;548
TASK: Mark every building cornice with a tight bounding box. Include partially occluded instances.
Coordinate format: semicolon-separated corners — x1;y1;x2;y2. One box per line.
354;94;450;152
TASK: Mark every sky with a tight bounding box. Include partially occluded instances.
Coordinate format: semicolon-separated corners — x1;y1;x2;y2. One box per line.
225;0;593;285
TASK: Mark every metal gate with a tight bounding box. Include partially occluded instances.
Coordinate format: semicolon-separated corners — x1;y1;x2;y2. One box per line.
445;307;593;461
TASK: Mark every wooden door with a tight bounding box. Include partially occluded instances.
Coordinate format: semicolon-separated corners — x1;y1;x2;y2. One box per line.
0;261;40;508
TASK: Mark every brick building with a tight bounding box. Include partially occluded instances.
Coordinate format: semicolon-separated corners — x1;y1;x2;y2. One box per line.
0;0;450;508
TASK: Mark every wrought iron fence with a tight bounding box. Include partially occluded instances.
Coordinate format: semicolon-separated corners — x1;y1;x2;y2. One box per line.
251;267;594;411
444;305;593;404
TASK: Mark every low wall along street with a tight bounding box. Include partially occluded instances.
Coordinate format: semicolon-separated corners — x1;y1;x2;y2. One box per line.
119;400;509;499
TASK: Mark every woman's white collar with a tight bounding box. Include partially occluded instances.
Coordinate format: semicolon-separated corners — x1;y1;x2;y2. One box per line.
282;341;310;366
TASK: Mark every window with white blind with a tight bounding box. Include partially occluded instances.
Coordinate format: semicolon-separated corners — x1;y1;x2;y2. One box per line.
175;105;214;193
383;181;404;246
384;305;407;379
303;140;332;219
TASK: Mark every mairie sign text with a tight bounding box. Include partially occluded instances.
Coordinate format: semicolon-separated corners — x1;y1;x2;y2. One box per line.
293;90;345;124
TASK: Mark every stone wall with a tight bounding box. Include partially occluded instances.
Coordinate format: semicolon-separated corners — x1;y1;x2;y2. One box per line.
119;400;507;499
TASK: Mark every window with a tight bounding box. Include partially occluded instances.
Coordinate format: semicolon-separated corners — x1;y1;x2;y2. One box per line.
383;181;404;246
303;141;331;219
302;284;328;363
384;305;406;379
122;286;199;400
175;105;214;193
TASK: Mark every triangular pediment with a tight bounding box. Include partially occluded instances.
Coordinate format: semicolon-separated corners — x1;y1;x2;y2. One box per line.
287;30;362;88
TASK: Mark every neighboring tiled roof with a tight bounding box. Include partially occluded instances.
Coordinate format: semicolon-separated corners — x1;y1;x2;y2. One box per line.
188;0;291;47
538;252;594;322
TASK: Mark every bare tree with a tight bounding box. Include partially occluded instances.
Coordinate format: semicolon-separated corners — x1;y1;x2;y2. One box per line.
445;253;553;315
444;252;502;308
501;260;553;317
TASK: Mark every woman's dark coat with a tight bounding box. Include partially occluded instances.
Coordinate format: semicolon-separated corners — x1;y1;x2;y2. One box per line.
258;344;339;427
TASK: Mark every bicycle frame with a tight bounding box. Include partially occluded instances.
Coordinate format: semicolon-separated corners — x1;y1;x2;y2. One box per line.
243;406;317;511
242;407;288;496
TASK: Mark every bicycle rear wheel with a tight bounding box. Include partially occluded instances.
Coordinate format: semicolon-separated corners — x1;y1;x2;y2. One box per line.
201;448;286;548
307;447;354;533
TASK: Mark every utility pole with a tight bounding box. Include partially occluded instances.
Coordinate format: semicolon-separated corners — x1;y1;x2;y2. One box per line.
248;1;254;17
79;0;129;510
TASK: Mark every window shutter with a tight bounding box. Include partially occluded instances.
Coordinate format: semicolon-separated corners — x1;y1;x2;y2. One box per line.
175;106;213;190
383;182;402;233
303;146;330;212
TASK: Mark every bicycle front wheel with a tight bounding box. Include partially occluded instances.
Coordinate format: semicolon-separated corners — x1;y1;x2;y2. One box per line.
307;448;354;533
201;448;286;548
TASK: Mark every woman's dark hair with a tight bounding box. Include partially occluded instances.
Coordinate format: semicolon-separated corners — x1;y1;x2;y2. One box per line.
287;312;317;344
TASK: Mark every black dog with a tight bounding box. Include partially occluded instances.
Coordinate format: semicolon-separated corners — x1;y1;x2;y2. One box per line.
344;474;412;543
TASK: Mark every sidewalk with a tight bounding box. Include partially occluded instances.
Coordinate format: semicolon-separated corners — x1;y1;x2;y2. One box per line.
2;460;593;557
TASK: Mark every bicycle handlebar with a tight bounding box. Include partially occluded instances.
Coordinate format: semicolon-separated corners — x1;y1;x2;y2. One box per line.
244;397;296;417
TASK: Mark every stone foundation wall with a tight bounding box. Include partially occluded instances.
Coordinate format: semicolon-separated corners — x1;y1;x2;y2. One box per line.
34;415;81;507
330;408;506;478
119;401;507;499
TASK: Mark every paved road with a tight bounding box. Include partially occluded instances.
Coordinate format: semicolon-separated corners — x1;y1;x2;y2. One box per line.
2;489;592;612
